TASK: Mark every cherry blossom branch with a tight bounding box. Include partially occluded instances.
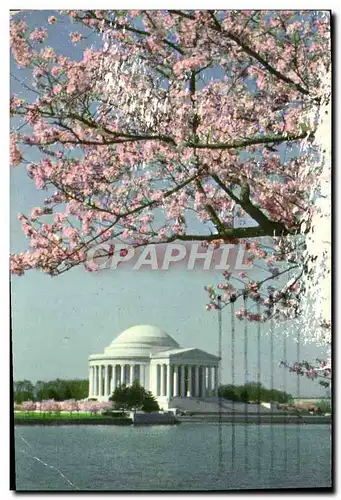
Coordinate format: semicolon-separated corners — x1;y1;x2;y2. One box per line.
83;10;185;55
208;11;310;96
279;360;331;388
211;174;288;236
187;131;312;150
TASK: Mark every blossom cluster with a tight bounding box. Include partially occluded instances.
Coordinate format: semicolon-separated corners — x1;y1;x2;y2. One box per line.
279;359;331;388
205;235;305;322
14;399;114;413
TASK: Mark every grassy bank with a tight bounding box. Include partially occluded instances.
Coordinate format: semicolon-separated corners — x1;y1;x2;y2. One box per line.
14;413;132;426
14;411;106;419
15;418;132;426
14;411;132;425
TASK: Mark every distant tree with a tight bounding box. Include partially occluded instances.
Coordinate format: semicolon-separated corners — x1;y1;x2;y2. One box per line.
68;379;89;400
32;379;89;401
219;382;291;403
239;388;249;403
218;384;240;402
269;388;292;404
315;400;331;414
109;382;160;412
35;380;47;401
14;380;35;403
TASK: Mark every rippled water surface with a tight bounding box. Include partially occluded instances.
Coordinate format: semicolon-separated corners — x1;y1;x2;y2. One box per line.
14;423;332;491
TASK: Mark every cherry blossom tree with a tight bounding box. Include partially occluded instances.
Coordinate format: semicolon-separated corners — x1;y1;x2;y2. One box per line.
21;400;37;413
77;400;92;413
37;399;61;414
99;401;114;412
10;11;331;348
60;399;80;414
77;399;111;415
15;398;114;414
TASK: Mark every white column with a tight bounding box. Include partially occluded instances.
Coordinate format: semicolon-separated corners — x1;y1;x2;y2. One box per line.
93;366;96;397
130;364;134;385
159;364;162;396
111;365;116;393
120;364;125;386
89;366;93;397
94;366;98;396
156;365;160;396
195;365;200;397
156;364;161;396
140;365;144;387
97;366;100;396
200;366;206;398
98;365;103;396
167;364;172;399
181;365;185;397
160;364;165;396
173;365;179;397
188;366;192;397
97;365;100;396
207;367;212;395
92;366;95;397
104;365;109;396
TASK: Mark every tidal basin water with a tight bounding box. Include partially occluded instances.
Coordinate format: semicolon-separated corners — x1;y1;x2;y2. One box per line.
15;424;332;491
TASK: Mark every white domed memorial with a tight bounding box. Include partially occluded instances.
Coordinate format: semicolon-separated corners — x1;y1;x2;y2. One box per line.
88;325;220;409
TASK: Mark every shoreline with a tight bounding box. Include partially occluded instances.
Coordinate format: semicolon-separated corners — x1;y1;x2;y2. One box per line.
179;415;332;425
14;415;331;426
14;417;133;426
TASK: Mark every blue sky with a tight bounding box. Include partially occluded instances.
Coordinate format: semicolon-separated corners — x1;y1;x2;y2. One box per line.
10;10;328;397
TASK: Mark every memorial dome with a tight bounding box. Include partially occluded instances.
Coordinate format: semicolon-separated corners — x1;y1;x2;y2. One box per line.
104;324;180;357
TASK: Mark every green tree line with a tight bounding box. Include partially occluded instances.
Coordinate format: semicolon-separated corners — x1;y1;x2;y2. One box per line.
14;379;292;405
14;379;89;403
218;382;292;404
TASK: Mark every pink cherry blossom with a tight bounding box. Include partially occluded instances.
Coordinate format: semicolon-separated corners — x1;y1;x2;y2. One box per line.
51;66;61;77
10;135;22;167
29;28;47;43
70;32;83;43
10;20;33;67
40;47;55;60
53;84;63;94
280;360;331;388
21;401;36;412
